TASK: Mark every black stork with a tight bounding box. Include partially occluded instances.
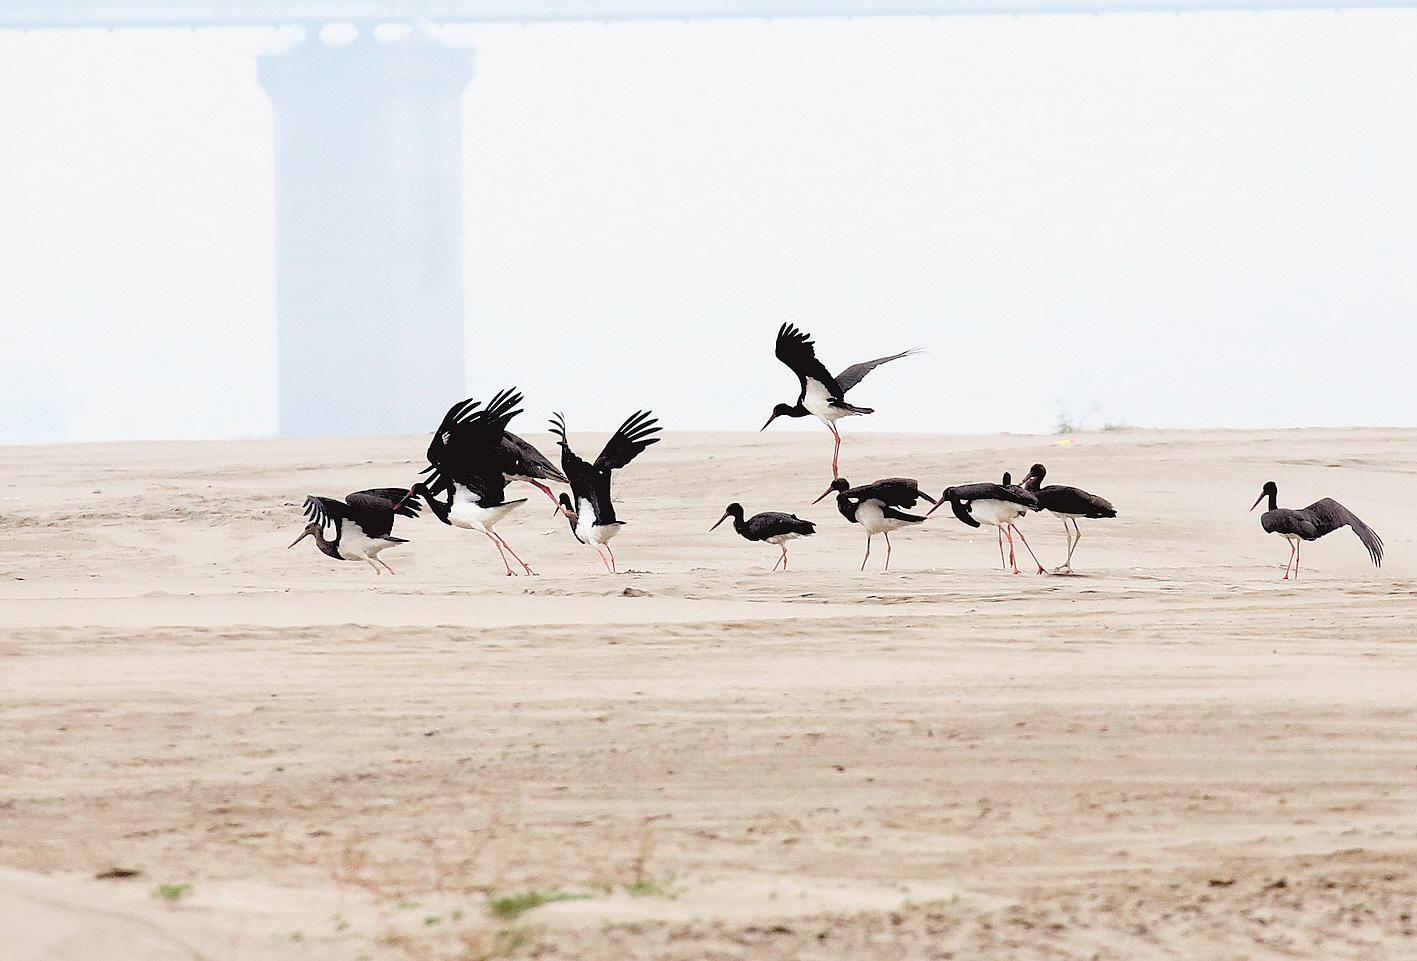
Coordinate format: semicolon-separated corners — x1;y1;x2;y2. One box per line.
926;481;1045;574
813;477;934;571
549;409;662;573
1251;481;1383;580
288;488;421;574
1020;463;1117;574
422;397;567;506
761;323;918;479
710;504;817;571
404;388;538;576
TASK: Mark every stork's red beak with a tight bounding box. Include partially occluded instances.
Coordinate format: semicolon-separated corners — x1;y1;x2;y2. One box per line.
288;530;312;549
1250;493;1265;512
709;511;731;532
925;497;945;517
759;413;778;432
811;485;835;504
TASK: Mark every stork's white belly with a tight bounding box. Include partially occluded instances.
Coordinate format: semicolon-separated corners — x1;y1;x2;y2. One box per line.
765;531;804;546
803;378;853;426
337;527;389;561
968;499;1028;528
575;499;624;545
854;499;921;535
448;485;523;531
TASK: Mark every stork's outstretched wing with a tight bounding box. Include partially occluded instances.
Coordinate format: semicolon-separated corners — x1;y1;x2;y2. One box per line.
836;348;920;393
1305;498;1384;566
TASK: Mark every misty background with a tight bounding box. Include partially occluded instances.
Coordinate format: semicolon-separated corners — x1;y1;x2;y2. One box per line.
1;9;1415;445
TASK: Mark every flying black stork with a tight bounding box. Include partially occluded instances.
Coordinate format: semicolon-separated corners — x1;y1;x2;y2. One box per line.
926;480;1044;574
549;409;662;573
404;387;538;576
1251;481;1383;580
288;488;421;574
814;477;934;571
760;323;918;479
422;397;567;506
1020;463;1117;574
710;504;817;572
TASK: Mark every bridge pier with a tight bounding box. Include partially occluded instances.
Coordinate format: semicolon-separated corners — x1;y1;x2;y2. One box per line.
260;34;474;437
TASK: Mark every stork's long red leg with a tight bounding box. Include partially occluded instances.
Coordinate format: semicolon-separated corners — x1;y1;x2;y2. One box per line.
884;531;892;571
1293;540;1301;580
606;545;618;574
1010;523;1046;575
1003;525;1019;574
781;544;789;571
495;532;535;576
595;546;612;573
861;534;871;572
998;527;1007;569
831;427;842;479
485;532;516;576
1281;539;1295;581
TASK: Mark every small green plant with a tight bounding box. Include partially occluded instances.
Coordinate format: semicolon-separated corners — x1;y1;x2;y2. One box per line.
151;883;192;903
623;877;674;898
487;888;591;920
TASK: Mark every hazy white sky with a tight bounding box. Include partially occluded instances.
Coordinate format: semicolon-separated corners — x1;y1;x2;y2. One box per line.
2;10;1415;444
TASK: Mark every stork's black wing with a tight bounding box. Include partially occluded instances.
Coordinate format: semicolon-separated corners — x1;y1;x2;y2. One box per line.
844;477;935;509
775;323;843;400
343;488;420;538
746;511;816;539
439;388;524;486
949;482;1039;509
1037;485;1116;519
595;410;661;471
835;348;920;394
426;397;481;468
302;495;345;531
1305;498;1384;566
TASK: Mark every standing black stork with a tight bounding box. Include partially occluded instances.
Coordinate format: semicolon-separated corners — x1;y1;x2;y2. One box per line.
404;388;538;576
760;323;918;479
1250;481;1383;580
422;397;567;506
1020;463;1117;574
710;504;817;571
288;488;421;574
813;477;934;571
926;481;1045;574
549;409;662;573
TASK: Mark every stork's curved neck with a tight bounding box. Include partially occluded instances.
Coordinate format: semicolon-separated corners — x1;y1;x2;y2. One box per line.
1264;489;1278;512
315;525;341;559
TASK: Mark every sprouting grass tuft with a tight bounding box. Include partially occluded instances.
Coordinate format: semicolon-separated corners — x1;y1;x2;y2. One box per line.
151;883;193;903
624;877;675;899
487;888;591;920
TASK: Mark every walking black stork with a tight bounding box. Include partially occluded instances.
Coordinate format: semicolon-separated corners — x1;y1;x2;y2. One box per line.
760;323;918;479
421;397;567;506
1250;481;1383;580
1020;463;1117;574
813;477;934;571
549;409;662;573
926;481;1044;574
404;387;538;576
288;488;421;574
710;504;817;571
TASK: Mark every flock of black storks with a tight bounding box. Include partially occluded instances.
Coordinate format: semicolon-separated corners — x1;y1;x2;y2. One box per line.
291;324;1385;581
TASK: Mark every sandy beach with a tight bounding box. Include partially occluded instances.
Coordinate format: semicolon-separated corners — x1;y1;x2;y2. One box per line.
2;426;1415;960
